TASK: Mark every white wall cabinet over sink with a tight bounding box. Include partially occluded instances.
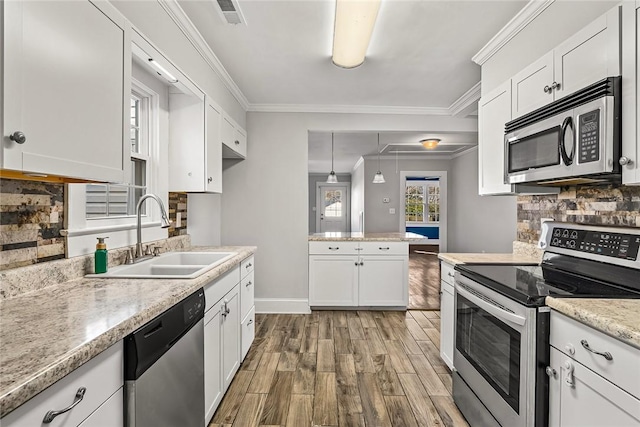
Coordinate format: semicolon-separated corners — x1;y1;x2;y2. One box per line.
439;260;455;371
511;6;620;119
548;311;640;426
621;1;640;185
1;0;130;183
221;114;247;159
2;343;124;427
309;241;408;308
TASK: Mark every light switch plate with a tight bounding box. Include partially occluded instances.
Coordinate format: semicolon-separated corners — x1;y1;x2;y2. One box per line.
389;208;396;214
383;197;390;203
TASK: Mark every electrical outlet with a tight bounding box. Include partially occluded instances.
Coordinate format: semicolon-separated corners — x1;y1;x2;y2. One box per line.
49;211;59;223
176;212;181;228
389;208;396;214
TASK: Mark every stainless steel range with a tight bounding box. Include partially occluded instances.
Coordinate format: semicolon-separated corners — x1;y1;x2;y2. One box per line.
452;222;640;427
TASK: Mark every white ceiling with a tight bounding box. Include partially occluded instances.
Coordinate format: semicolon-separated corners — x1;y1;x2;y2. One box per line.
308;131;478;173
176;0;527;109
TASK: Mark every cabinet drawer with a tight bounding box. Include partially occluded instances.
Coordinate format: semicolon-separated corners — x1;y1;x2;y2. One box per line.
205;266;240;312
309;241;359;255
359;242;407;255
440;261;455;286
241;307;255;360
551;312;640;399
2;343;123;427
240;270;255;319
77;388;123;427
241;256;254;278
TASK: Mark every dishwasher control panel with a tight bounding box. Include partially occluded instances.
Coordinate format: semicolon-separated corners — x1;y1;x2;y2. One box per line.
183;289;205;324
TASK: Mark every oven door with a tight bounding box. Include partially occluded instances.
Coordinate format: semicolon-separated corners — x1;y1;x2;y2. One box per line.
454;274;537;427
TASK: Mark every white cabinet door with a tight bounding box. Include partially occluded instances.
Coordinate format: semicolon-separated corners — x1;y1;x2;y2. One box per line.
309;255;359;306
511;52;554;118
222;286;240;391
206;101;223;193
234;127;248;159
2;0;129;182
77;388;124;427
358;256;408;306
478;80;513;195
554;7;620;99
621;4;640;185
204;305;223;423
439;279;454;371
221;116;236;152
221;115;247;159
549;347;640;427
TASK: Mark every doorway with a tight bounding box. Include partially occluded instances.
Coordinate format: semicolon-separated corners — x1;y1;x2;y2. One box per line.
315;182;351;233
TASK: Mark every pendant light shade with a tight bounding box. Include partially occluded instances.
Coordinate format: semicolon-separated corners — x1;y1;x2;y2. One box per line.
373;133;385;184
327;133;338;183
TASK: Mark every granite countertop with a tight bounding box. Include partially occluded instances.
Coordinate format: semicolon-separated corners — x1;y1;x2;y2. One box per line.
309;232;425;241
546;297;640;350
438;252;541;265
0;246;256;418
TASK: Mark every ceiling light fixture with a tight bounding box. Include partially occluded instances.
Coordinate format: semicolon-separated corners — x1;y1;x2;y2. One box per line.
327;133;338;183
332;0;382;69
421;138;441;150
373;133;385;184
148;59;179;83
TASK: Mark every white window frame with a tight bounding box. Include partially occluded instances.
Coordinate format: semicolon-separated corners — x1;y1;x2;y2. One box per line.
66;78;165;257
405;180;440;225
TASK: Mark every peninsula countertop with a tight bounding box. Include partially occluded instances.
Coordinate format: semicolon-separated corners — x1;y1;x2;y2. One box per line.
309;232;425;241
0;246;256;418
546;297;640;350
438;252;541;265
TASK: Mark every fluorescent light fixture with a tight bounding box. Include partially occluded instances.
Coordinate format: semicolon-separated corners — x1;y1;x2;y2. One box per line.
148;59;178;83
372;133;385;183
327;133;339;183
421;138;441;149
332;0;381;68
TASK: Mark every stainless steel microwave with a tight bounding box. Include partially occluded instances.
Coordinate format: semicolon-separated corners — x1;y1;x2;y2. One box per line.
505;77;621;186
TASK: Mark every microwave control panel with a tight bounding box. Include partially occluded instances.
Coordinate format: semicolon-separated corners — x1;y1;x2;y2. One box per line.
578;110;600;164
550;227;640;261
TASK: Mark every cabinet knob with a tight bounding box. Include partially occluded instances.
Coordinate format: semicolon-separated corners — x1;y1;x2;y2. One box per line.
235;140;240;145
545;366;557;378
246;281;252;287
207;177;213;183
543;85;552;93
551;81;561;90
563;361;574;387
619;156;633;166
9;131;26;144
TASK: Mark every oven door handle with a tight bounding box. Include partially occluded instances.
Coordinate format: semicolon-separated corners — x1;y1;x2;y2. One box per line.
456;284;526;327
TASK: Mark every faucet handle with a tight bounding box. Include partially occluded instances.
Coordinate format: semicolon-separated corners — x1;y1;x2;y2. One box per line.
152;246;161;257
144;245;153;256
125;248;135;264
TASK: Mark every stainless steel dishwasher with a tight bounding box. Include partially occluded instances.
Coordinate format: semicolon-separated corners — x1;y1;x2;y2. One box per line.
124;288;205;427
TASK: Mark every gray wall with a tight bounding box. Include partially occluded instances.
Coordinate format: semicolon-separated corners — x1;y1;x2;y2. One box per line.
448;148;517;252
351;160;365;232
481;1;618;94
363;157;452;233
221;112;477;301
308;173;351;233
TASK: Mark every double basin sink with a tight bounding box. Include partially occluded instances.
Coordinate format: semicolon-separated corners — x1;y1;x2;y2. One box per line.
90;251;237;279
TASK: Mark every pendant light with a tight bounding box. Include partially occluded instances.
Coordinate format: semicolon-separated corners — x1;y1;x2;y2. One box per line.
373;133;385;184
327;133;338;183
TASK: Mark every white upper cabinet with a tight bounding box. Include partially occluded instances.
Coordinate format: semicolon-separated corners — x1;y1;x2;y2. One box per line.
206;101;223;193
479;80;514;195
221;114;247;159
2;0;130;182
511;6;620;119
621;2;640;185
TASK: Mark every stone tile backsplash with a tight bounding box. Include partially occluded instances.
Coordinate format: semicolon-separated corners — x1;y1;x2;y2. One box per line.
168;192;188;237
517;185;640;244
0;178;65;270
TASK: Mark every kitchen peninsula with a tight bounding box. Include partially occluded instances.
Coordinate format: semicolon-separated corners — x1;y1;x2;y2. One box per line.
308;232;423;308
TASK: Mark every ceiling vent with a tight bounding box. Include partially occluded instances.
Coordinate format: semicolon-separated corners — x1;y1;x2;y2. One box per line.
215;0;246;25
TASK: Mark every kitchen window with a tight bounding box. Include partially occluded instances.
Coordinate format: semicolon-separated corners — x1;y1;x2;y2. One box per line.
405;180;440;224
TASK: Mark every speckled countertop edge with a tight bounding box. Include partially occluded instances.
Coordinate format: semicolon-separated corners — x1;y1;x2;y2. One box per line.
0;246;256;417
546;297;640;350
437;252;541;265
308;232;425;242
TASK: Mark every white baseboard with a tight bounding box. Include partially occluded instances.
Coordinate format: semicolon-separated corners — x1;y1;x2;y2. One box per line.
255;298;311;314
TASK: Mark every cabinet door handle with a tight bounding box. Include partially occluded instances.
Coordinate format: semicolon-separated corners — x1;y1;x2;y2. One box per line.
235;140;240;145
247;319;254;326
563;361;574;387
378;247;390;251
447;272;454;278
246;281;253;287
43;387;86;423
359;261;364;266
246;263;253;268
328;247;339;251
580;340;613;361
207;177;213;183
9;131;26;144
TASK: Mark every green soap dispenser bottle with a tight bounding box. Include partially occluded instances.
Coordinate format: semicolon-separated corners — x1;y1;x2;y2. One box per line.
95;237;109;274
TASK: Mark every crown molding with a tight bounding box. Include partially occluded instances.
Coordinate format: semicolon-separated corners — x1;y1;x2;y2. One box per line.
449;82;481;117
472;0;555;66
352;156;365;171
247;103;452;115
157;0;250;110
450;145;478;159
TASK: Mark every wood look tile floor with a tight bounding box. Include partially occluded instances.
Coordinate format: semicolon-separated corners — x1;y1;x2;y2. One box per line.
408;247;441;310
209;311;469;427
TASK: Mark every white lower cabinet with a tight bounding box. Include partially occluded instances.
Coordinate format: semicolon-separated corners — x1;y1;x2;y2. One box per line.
221;286;241;390
439;261;455;371
241;307;256;360
1;343;123;427
309;241;409;307
204;303;223;423
548;311;640;427
239;256;255;360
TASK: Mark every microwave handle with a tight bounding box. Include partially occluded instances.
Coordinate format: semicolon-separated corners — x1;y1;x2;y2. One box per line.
456;283;526;327
560;116;574;166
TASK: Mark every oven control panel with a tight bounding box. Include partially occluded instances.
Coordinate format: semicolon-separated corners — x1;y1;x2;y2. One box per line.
550;227;640;261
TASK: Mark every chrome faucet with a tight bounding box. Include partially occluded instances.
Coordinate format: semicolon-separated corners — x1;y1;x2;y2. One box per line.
135;193;172;261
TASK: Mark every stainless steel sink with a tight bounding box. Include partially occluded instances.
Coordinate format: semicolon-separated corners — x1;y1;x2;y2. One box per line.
88;251;237;279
